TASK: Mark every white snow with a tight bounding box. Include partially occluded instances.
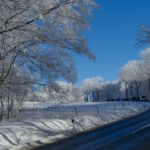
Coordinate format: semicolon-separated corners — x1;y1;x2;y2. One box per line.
0;102;149;150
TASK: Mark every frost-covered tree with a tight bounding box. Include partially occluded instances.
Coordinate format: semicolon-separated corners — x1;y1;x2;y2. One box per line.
137;25;150;46
0;0;96;86
28;81;83;103
119;60;143;98
81;77;121;102
51;81;83;103
0;65;33;120
140;47;150;95
0;0;97;120
82;76;104;101
101;81;121;100
9;69;33;113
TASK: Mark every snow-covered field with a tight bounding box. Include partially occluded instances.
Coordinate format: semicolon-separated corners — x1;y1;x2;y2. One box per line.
0;101;149;150
20;101;150;120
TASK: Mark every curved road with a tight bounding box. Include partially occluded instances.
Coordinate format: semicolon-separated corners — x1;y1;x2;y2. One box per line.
33;109;150;150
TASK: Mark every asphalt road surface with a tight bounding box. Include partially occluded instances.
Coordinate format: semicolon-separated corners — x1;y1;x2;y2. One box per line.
33;109;150;150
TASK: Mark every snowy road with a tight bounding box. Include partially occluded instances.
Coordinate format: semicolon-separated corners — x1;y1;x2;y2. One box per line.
33;109;150;150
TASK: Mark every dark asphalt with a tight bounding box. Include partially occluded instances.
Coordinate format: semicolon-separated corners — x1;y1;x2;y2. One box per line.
33;109;150;150
94;123;150;150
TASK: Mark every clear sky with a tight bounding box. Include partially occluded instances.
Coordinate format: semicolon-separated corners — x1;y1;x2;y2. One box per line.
75;0;150;85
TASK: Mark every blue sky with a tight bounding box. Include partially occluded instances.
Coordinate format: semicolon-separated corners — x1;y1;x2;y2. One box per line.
75;0;150;85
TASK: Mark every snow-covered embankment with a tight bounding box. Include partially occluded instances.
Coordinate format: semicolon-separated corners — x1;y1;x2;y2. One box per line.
0;101;149;150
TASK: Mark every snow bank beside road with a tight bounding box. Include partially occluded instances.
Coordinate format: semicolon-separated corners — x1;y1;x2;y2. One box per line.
0;102;149;150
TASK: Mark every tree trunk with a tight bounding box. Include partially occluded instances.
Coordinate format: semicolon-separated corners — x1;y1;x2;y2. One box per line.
148;79;150;96
96;91;99;101
135;81;141;98
0;98;4;121
19;94;25;113
130;84;133;98
125;82;129;99
7;93;10;120
0;85;4;121
92;91;95;101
